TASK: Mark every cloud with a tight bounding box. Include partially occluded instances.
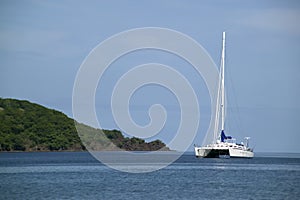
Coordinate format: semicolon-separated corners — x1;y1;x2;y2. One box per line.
236;8;300;35
0;27;86;60
0;29;64;52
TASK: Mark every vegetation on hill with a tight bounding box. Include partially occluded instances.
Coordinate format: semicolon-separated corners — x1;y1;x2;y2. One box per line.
0;98;170;152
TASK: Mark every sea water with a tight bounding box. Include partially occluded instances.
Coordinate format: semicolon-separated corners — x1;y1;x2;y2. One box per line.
0;152;299;200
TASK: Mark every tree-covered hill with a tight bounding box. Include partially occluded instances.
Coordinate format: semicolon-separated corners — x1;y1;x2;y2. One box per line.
0;98;170;152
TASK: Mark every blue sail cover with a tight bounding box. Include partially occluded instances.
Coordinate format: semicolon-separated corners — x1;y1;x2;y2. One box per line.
221;130;232;142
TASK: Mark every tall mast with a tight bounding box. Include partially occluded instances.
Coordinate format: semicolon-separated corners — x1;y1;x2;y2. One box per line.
221;32;226;131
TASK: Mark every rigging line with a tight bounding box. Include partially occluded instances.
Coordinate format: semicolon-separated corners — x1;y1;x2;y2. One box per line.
214;33;225;143
214;75;221;143
201;57;221;146
217;32;225;141
227;58;245;138
202;79;219;146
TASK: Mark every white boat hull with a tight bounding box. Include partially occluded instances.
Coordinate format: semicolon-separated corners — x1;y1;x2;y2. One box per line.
194;147;212;157
194;144;254;158
229;148;254;158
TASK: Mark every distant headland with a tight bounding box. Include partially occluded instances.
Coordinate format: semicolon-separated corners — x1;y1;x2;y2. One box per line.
0;98;170;152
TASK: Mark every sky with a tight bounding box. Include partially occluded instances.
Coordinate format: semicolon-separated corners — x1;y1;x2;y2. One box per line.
0;0;300;152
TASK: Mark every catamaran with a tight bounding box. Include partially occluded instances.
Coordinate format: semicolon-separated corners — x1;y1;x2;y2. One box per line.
194;32;254;158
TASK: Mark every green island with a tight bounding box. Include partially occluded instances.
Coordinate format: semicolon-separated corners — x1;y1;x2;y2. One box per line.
0;98;170;152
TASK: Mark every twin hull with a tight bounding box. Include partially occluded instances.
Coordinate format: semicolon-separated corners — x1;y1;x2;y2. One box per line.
194;146;254;158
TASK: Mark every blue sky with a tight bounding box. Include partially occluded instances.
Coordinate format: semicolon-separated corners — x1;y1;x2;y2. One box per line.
1;0;299;152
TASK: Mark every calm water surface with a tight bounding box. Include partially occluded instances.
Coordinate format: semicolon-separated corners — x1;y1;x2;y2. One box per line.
0;152;299;200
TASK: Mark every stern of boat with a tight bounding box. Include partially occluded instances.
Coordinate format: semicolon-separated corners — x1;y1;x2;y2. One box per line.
229;148;254;158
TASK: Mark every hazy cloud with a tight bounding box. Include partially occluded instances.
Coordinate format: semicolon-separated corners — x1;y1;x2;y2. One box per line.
236;8;300;35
